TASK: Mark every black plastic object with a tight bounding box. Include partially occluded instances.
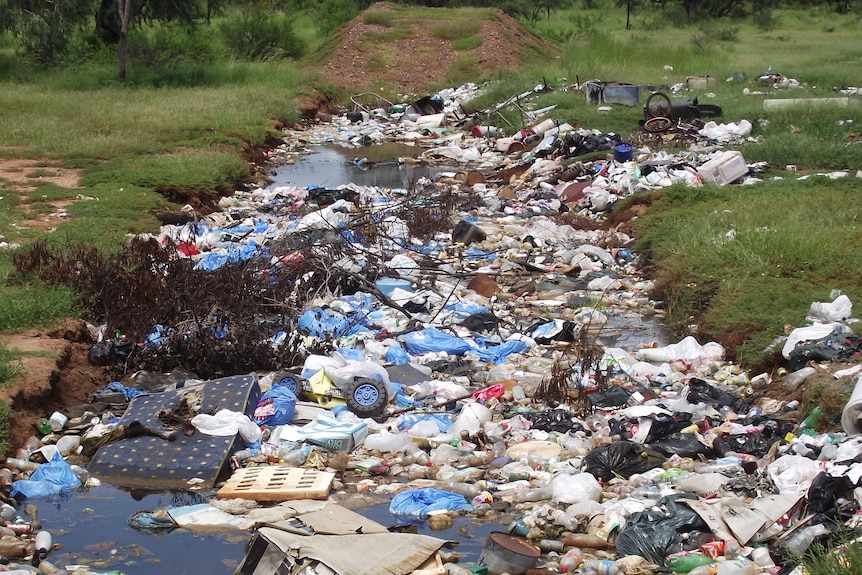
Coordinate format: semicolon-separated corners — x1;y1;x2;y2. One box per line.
687;377;749;415
460;311;499;333
713;431;773;458
346;377;388;418
584;441;665;481
452;219;487;245
521;408;584;434
588;384;631;408
88;339;136;366
615;493;708;566
807;471;855;514
648;433;715;459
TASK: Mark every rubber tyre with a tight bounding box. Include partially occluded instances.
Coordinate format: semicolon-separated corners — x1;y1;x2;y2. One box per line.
645;92;673;119
272;370;301;394
346;378;388;418
643;116;673;133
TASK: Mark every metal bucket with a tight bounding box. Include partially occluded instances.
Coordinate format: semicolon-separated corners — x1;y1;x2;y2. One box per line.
478;532;540;575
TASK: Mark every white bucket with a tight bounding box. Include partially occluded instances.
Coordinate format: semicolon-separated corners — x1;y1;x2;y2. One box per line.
49;411;68;432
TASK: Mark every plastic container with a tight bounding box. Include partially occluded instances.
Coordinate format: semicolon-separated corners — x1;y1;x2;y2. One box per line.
613;142;633;162
35;530;52;555
559;547;582;573
48;412;67;433
783;366;816;391
668;554;718;573
511;485;554;503
375;277;412;297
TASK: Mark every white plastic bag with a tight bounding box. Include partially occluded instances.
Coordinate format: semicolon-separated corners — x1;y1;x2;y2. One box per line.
191;409;262;444
551;472;602;505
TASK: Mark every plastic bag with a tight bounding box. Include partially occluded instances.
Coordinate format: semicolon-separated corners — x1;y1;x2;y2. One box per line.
686;378;749;415
584;441;665;481
615;493;707;566
647;433;714;459
10;451;81;498
551;472;602;505
807;471;854;514
252;385;297;426
192;409;262;444
389;488;473;517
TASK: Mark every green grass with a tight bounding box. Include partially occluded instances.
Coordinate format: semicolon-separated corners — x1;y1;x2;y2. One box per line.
0;345;22;385
431;21;482;41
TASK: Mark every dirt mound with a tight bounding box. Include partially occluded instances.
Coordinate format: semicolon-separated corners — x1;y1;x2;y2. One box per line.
317;3;559;96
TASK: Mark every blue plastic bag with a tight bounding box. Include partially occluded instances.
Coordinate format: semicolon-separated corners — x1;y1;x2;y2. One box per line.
10;451;81;499
252;385;297;426
389;487;472;517
399;327;473;356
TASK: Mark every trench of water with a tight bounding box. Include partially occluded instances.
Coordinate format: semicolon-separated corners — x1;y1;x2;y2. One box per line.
27;145;667;575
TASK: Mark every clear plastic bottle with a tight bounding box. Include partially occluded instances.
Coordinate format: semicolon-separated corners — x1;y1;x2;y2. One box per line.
443;481;480;499
559;547;582;573
511;485;554;503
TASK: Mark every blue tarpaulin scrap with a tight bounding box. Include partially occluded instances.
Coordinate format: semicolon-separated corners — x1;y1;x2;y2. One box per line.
389;487;472;517
399;327;528;364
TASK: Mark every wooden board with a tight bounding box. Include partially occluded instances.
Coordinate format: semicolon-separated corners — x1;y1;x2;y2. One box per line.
217;465;334;501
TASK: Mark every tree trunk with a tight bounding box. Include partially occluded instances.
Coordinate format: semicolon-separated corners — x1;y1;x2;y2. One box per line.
116;0;131;81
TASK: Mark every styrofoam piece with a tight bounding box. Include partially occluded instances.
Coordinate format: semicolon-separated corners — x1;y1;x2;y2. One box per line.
697;150;748;186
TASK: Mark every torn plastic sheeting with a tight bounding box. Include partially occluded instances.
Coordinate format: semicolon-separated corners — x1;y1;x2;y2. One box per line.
396;413;452;434
235;527;448;575
168;503;255;532
389;487;473;517
298;308;372;339
10;451;82;499
399;327;528;363
193;240;267;272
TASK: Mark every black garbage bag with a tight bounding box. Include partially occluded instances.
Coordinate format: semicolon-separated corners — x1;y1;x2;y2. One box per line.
521;408;585;434
460;312;499;333
648;433;715;459
588;384;631;408
807;471;855;515
527;319;578;344
584;441;665;481
713;431;774;458
643;412;692;443
88;339;136;366
615;493;708;566
687;378;749;415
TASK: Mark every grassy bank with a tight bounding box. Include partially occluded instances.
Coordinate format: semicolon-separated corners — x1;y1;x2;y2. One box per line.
0;5;860;439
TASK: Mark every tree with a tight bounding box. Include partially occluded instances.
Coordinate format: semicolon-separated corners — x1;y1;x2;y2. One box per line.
617;0;645;28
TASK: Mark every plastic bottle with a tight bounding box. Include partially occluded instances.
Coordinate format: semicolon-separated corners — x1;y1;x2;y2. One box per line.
795;406;826;436
5;458;41;472
550;508;578;531
783;366;816;391
785;523;830;555
668;554;719;573
511;485;554;503
34;531;52;557
37;419;52;436
512;385;526;402
723;538;740;560
715;557;760;575
558;547;582;573
37;559;68;575
443;481;480;499
582;559;617;575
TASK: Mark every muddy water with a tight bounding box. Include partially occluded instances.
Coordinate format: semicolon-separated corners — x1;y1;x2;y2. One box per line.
28;147;666;574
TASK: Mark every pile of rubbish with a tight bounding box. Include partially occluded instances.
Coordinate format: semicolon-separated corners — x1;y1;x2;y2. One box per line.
4;82;862;575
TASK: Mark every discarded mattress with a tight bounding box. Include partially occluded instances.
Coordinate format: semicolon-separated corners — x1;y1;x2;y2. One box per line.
234;526;448;575
88;374;260;490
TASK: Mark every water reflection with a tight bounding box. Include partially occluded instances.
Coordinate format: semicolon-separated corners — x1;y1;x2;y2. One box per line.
265;143;459;190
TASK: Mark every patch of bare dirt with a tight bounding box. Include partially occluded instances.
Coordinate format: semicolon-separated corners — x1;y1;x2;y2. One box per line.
1;320;113;454
319;3;560;96
0;154;85;235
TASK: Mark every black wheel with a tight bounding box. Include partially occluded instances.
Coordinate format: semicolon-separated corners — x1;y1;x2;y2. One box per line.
645;92;673;119
346;377;388;418
272;370;301;394
643;116;673;133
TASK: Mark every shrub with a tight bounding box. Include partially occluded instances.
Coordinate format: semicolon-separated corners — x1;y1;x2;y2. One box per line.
219;10;304;61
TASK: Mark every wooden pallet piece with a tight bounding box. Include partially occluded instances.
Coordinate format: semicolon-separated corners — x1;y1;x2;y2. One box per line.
217;465;335;501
